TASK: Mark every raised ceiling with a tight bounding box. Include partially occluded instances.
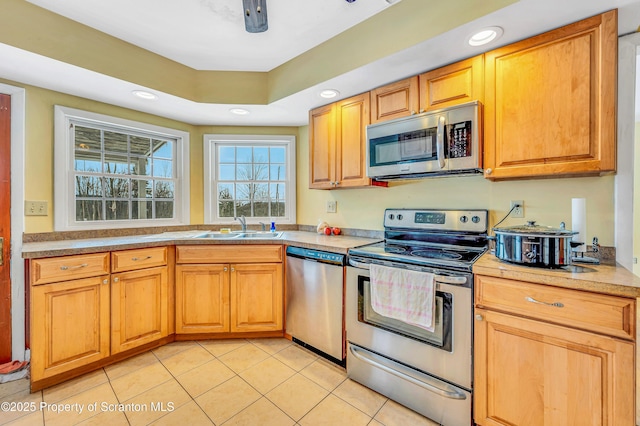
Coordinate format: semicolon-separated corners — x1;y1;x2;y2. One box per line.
3;0;640;126
26;0;400;72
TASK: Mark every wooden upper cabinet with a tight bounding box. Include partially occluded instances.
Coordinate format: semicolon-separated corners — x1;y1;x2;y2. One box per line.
419;55;484;111
336;93;371;188
309;93;377;189
370;76;419;123
309;103;336;189
483;10;617;180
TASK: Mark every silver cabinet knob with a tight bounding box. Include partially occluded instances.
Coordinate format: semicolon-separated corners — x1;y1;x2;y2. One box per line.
223;267;228;272
485;168;492;175
475;314;483;321
113;277;119;283
103;279;108;285
231;267;235;272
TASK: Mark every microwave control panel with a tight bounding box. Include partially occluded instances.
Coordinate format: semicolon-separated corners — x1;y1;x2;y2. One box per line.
447;120;472;158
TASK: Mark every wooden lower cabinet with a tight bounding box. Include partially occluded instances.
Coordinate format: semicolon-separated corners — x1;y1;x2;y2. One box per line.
474;308;634;425
231;263;283;332
111;266;169;354
175;245;284;335
175;264;230;333
474;273;636;425
175;262;283;334
31;275;110;381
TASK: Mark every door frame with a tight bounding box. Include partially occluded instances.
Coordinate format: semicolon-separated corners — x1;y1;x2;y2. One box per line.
0;83;26;362
616;33;640;272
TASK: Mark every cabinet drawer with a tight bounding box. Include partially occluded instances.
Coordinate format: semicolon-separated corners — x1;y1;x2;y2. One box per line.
111;247;167;273
31;253;110;285
475;275;635;340
177;245;282;264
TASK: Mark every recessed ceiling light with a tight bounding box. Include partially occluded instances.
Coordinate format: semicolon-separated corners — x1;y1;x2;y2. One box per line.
230;108;250;115
132;90;158;100
320;89;340;99
468;26;503;46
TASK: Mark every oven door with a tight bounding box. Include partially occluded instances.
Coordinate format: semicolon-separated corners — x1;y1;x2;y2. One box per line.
346;261;472;389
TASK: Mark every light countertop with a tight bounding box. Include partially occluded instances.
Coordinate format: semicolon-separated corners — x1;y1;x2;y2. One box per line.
21;230;381;259
474;252;640;298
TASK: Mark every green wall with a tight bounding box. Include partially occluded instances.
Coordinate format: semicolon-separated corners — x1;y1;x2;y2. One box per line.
11;80;298;232
12;80;616;247
296;126;616;246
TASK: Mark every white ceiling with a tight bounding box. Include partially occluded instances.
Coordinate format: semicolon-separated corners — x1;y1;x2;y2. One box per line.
26;0;400;72
4;0;640;126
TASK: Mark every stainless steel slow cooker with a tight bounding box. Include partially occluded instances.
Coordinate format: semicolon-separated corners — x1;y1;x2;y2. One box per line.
493;221;577;267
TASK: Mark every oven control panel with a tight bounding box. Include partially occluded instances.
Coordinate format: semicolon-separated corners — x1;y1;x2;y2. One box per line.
384;209;488;233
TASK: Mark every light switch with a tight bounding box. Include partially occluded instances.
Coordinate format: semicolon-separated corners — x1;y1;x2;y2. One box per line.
25;201;48;216
326;201;337;213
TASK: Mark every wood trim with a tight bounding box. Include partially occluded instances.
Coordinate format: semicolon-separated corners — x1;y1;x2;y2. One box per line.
0;93;10;363
174;331;284;341
30;335;175;392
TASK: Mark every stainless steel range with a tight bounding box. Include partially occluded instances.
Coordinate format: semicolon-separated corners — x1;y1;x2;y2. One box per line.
346;209;488;426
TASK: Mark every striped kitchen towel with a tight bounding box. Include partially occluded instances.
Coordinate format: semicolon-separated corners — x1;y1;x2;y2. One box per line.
369;264;436;332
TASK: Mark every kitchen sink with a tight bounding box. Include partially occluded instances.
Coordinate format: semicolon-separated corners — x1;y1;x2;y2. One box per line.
235;231;283;239
194;231;283;239
193;232;241;239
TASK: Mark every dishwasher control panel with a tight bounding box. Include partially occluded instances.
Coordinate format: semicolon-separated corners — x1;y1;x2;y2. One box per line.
286;246;345;265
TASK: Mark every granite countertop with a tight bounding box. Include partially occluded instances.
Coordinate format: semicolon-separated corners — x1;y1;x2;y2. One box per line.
21;230;382;259
473;252;640;298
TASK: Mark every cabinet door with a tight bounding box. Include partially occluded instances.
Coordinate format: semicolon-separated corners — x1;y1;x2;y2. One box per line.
483;10;617;180
474;308;634;425
336;93;371;188
111;266;168;354
370;76;419;123
419;55;483;111
309;103;336;189
175;264;230;334
31;276;110;381
230;263;283;332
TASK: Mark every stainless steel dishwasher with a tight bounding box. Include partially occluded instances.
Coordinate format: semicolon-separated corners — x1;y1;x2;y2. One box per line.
285;246;345;365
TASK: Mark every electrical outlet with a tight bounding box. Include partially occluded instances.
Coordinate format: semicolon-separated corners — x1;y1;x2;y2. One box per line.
25;201;48;216
510;200;524;218
326;200;337;213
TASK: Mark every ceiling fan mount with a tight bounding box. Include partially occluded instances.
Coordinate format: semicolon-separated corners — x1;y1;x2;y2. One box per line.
243;0;268;33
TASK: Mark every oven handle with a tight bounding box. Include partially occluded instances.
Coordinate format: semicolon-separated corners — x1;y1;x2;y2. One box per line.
348;258;467;285
349;344;467;400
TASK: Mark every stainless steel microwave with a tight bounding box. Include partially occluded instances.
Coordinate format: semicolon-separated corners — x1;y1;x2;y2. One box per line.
366;101;482;180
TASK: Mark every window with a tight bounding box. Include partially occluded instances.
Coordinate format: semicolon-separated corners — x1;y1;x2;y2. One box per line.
54;106;190;230
204;134;296;224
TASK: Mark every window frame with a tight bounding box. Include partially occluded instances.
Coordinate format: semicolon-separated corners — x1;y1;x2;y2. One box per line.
54;105;190;231
203;134;296;225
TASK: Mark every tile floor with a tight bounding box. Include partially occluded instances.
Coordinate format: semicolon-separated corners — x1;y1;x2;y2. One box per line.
0;338;438;425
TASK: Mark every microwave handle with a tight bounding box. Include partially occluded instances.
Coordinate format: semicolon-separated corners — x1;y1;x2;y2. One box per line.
436;116;446;169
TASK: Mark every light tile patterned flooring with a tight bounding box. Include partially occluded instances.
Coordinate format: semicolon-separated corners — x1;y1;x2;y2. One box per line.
0;338;438;425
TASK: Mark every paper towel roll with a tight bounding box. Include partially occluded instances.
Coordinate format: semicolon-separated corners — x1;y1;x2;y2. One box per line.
571;198;587;252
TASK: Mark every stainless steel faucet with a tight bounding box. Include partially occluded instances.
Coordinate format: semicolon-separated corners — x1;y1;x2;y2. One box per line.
234;215;247;232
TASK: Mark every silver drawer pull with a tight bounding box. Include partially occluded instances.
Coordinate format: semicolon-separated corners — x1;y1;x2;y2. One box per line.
60;263;88;271
131;256;152;261
525;296;564;308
